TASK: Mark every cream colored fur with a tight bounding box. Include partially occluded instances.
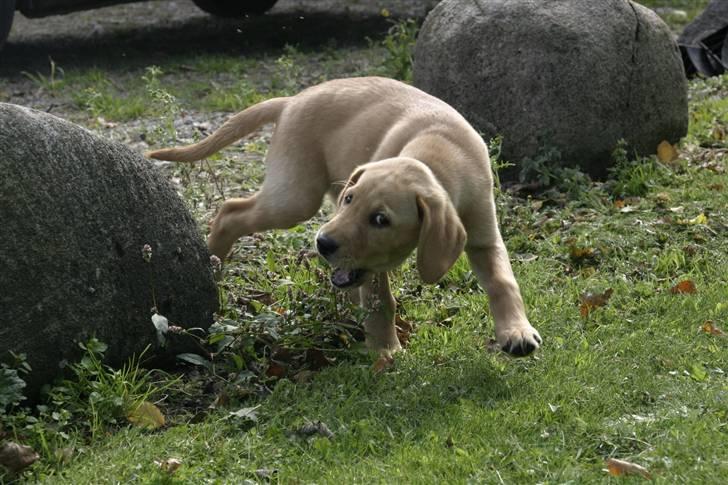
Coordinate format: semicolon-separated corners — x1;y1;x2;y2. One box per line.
147;77;541;357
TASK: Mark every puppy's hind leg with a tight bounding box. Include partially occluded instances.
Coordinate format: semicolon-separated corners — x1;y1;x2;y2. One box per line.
208;158;328;258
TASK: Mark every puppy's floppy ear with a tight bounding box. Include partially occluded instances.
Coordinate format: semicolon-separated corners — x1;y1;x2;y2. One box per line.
337;166;366;205
416;191;466;284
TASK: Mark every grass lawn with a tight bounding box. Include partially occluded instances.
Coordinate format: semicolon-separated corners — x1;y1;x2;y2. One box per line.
1;2;727;483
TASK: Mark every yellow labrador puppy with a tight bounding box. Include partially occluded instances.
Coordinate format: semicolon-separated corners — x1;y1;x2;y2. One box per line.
147;77;541;358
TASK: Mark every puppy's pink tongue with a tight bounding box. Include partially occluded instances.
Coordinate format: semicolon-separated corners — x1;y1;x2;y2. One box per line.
331;268;353;287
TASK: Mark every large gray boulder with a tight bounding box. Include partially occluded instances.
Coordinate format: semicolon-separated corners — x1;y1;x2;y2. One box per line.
414;0;688;179
0;103;218;401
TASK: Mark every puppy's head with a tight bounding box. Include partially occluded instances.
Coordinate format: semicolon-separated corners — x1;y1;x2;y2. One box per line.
316;158;466;289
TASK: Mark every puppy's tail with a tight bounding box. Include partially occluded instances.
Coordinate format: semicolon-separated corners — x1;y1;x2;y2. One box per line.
145;97;289;162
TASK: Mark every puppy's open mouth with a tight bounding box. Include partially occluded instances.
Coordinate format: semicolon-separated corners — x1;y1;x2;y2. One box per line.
330;268;367;289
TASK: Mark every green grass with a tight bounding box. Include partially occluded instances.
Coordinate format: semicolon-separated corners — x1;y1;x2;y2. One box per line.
9;71;725;483
636;0;710;29
3;8;727;484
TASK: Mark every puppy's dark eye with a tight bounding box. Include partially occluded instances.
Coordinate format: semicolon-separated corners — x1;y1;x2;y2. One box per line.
343;193;353;205
370;212;390;228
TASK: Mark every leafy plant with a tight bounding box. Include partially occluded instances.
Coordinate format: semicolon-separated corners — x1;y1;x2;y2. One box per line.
21;57;64;94
272;45;304;93
517;145;565;186
142;66;181;143
379;18;419;82
487;135;513;195
175;246;368;389
73;71;148;122
0;353;29;415
608;140;672;198
46;339;171;439
201;79;271;112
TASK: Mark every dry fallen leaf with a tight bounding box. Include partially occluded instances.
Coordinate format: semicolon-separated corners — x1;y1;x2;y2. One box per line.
372;354;395;374
670;279;697;295
657;140;678;162
701;321;726;336
395;315;414;347
579;288;614;317
127;401;165;429
0;441;39;474
605;457;652;479
304;348;333;370
155;457;182;475
265;362;287;379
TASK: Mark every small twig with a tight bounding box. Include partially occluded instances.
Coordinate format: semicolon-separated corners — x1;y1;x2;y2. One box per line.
204;159;227;201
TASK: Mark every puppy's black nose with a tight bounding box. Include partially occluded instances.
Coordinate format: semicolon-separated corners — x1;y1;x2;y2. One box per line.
316;234;339;257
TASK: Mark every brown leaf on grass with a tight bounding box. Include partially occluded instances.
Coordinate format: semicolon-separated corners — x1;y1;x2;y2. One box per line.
570;246;595;259
707;183;724;191
670;279;697;295
304;348;333;370
657;140;678;162
395;315;414;347
208;390;229;410
702;321;726;336
265;362;287;379
372;354;394;374
614;199;625;209
605;457;652;479
569;244;599;266
579;288;614;317
127;401;165;429
155;458;182;475
0;442;39;473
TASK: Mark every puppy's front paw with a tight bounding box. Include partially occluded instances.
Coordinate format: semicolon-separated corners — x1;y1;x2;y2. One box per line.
497;324;542;357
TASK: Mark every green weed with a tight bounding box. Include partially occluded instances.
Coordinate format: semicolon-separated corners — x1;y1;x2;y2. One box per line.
608;141;673;198
0;353;30;415
21;58;65;94
379;18;419;82
200;79;271;112
45;339;167;439
1;340;176;480
142;66;181;143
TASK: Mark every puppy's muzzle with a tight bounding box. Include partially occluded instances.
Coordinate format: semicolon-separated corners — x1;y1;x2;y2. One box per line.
316;233;367;289
316;234;339;258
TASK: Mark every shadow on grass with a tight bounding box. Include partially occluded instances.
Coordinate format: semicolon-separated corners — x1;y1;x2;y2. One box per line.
263;347;526;442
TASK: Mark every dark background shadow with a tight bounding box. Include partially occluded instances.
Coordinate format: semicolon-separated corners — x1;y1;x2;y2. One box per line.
0;0;433;76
